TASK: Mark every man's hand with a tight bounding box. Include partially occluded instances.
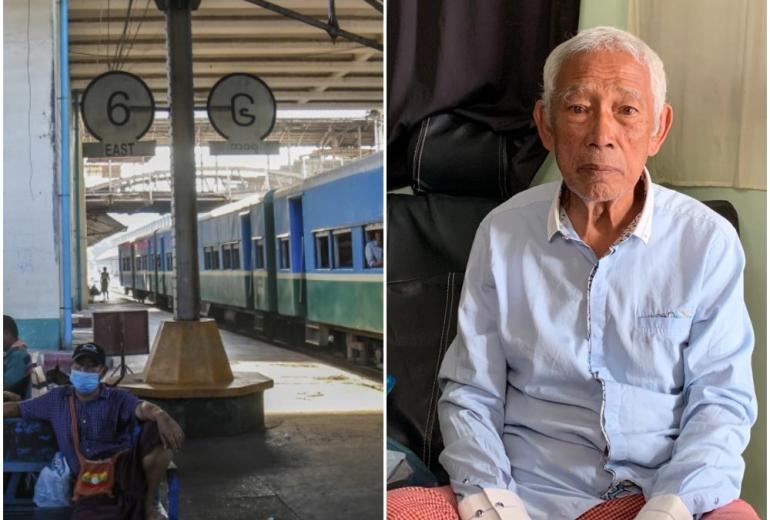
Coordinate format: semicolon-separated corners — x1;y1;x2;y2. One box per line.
3;402;22;417
3;391;21;402
135;401;184;451
135;401;185;451
156;412;185;451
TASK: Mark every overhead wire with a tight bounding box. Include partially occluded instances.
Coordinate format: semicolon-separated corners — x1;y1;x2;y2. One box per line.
112;0;135;70
118;0;153;71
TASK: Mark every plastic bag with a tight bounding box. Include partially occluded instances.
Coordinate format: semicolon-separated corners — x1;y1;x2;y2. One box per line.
33;452;72;507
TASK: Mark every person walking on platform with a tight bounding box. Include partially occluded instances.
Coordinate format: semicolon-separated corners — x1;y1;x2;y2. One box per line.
4;343;185;520
100;267;111;303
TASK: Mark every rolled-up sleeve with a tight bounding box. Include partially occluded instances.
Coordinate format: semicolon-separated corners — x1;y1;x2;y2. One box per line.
18;390;58;421
437;217;518;500
648;229;757;516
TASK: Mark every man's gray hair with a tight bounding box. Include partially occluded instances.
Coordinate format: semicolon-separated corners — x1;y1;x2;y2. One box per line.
542;26;667;132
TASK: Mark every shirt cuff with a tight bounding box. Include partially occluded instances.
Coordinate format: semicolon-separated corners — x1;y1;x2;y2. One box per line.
635;494;692;520
457;489;531;520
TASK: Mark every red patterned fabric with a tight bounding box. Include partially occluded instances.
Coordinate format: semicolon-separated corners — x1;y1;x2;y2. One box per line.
387;486;761;520
576;494;645;520
388;486;459;520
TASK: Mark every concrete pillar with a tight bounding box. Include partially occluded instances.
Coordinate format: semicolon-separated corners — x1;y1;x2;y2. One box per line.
3;0;62;348
165;1;200;321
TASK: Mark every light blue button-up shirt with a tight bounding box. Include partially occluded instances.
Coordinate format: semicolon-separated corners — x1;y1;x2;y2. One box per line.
437;172;757;519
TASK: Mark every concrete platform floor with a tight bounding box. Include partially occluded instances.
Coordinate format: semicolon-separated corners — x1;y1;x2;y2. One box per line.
71;293;384;519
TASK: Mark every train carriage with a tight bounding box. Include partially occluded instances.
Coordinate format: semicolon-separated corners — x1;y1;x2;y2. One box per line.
156;228;173;308
113;152;383;368
301;154;383;340
133;238;152;300
199;209;251;310
271;184;307;321
249;193;278;332
118;241;133;291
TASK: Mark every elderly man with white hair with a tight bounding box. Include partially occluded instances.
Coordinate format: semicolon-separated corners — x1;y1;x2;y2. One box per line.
387;26;758;520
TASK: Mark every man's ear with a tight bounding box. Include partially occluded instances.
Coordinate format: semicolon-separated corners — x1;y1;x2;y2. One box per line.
533;100;555;152
99;366;108;379
647;103;673;156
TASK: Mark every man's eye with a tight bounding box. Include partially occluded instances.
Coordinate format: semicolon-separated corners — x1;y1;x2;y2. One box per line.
619;106;638;115
568;105;586;114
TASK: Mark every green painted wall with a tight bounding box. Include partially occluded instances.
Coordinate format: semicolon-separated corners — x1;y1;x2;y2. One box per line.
161;273;173;297
307;279;383;334
276;277;306;317
200;271;248;308
16;318;61;351
252;271;275;312
537;1;767;514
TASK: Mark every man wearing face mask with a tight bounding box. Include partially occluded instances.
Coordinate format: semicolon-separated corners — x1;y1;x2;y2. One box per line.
4;343;184;520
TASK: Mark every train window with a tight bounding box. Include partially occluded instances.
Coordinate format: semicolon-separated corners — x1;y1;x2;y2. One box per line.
135;256;141;270
253;238;265;269
278;236;290;270
232;243;240;269
166;253;173;271
363;226;384;268
204;246;220;270
222;245;231;269
315;232;331;269
333;230;353;269
155;254;161;270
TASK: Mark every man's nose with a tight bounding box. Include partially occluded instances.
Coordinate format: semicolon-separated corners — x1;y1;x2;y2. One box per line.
587;109;616;149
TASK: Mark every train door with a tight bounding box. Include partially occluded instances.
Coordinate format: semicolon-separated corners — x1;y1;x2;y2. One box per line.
240;211;254;310
160;236;166;299
130;243;137;294
288;196;306;314
152;232;160;301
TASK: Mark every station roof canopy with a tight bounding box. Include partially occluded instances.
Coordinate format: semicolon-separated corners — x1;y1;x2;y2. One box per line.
68;0;383;110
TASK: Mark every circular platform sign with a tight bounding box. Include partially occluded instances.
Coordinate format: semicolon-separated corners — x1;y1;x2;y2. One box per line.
207;73;276;141
81;71;155;142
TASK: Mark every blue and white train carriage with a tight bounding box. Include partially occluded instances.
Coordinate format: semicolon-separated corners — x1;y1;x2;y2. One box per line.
118;153;383;366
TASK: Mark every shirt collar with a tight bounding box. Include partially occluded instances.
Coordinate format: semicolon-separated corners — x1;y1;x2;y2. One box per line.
546;167;654;244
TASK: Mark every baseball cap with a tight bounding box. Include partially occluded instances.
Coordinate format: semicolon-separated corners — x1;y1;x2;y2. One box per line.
72;343;106;366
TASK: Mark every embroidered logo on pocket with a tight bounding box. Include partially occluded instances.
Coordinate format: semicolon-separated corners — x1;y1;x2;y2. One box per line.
639;310;692;319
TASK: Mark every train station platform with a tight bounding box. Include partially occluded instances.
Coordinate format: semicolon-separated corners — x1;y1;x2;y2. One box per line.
61;292;383;519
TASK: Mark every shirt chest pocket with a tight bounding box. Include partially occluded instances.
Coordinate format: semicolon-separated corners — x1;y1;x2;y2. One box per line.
634;315;693;344
79;411;123;443
631;315;692;384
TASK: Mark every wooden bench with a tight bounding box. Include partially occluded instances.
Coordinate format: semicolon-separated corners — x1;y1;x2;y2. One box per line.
4;418;179;519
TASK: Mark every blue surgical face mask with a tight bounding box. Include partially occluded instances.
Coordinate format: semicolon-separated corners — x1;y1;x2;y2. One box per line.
70;369;100;395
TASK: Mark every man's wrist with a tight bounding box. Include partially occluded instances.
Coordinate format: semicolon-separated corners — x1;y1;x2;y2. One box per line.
634;494;691;520
457;488;531;520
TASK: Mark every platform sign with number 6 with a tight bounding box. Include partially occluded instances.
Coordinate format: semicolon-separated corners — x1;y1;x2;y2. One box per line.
81;71;156;158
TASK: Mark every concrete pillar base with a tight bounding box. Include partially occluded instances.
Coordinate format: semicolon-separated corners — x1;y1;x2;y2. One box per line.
144;318;233;385
118;318;273;436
